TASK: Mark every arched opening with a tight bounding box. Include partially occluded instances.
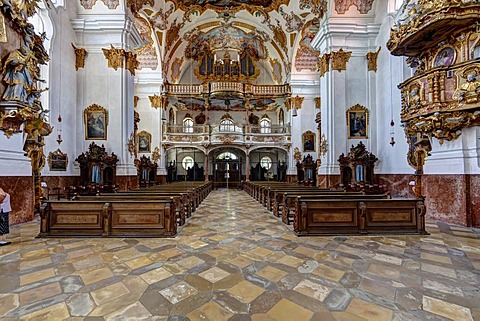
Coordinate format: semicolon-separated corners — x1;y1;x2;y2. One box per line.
249;148;288;181
209;147;246;189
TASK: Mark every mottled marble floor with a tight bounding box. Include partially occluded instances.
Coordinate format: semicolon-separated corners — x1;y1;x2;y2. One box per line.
1;189;480;321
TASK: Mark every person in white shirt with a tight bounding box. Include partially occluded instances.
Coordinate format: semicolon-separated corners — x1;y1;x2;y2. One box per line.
0;188;12;246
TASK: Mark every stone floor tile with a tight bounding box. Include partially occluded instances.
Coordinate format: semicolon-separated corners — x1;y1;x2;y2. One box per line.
422;295;474;321
1;189;479;320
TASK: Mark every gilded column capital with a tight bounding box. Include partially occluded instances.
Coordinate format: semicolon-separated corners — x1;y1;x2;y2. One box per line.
72;43;87;71
331;48;352;72
125;51;140;76
102;45;125;71
366;47;381;72
317;53;330;77
149;94;168;109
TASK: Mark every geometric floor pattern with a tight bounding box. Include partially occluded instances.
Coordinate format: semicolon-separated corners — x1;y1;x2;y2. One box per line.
1;189;479;320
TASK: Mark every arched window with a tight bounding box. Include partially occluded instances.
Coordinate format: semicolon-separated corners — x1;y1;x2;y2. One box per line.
183;117;194;133
260;118;271;133
182;156;194;170
217;152;238;160
278;109;284;126
260;156;272;170
219;119;235;132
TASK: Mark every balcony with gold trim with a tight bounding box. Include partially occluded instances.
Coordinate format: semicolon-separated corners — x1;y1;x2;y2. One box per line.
162;124;291;148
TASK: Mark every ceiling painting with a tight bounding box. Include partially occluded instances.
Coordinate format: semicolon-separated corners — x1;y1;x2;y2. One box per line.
169;0;289;15
185;24;268;61
134;16;158;70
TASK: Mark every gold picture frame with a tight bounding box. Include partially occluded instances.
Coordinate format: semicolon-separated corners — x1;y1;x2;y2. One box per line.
347;104;369;139
48;148;68;171
302;130;316;152
84;104;108;140
137;130;152;153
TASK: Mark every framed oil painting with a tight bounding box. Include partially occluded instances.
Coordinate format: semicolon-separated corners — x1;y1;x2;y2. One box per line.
433;47;455;67
84;104;108;140
302;130;316;152
347;104;369;139
48;148;68;171
137;130;151;153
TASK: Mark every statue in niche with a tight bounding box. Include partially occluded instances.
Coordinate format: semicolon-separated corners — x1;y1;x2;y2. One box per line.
456;72;480;104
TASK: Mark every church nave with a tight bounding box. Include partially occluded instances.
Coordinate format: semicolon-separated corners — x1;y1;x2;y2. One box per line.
0;189;479;320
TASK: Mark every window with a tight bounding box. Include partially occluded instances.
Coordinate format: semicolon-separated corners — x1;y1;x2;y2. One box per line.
219;119;235;132
183;118;193;133
260;118;271;133
217;152;238;160
260;156;272;170
182;156;194;170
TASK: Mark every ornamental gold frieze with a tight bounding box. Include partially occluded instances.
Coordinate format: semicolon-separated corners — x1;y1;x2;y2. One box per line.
102;45;125;70
388;2;480;56
403;110;480;144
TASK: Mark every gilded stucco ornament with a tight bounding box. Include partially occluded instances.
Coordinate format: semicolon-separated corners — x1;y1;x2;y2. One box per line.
318;53;330;77
72;44;87;71
300;0;328;17
366;47;381;72
331;48;352;72
102;45;125;70
405;111;480;144
125;51;140;76
149;94;168;109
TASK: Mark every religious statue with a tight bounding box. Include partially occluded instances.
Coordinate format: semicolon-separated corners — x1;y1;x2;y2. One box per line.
456;72;480;104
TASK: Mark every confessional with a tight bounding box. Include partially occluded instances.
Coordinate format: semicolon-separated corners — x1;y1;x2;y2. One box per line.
187;162;205;181
338;142;381;192
75;142;119;194
136;155;158;187
296;154;316;186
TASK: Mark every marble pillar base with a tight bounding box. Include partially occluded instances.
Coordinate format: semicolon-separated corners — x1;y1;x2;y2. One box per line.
316;173;479;228
1;176;34;225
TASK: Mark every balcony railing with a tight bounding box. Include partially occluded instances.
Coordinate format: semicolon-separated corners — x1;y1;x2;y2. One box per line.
162;82;291;98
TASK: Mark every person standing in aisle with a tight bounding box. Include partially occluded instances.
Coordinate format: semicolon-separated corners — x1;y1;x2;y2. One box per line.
0;188;12;246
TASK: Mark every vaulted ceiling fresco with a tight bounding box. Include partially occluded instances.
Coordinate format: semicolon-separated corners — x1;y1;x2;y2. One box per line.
132;0;329;110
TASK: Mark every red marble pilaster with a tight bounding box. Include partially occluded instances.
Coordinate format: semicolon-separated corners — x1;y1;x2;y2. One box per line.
1;176;35;225
470;175;480;228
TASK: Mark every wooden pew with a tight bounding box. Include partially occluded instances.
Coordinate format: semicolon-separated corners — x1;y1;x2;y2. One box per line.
279;192;390;224
76;195;186;226
293;198;427;236
40;199;176;238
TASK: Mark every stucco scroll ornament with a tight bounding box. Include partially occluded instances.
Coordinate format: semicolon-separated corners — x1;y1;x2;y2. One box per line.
127;132;136;158
102;45;125;70
152;146;160;163
331;48;352;72
293;147;302;163
71;44;87;70
366;47;381;72
149;94;168;109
